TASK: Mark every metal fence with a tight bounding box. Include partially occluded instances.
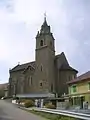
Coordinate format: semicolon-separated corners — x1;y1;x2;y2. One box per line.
35;108;90;120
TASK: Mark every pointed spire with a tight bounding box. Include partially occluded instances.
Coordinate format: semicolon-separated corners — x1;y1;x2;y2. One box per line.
36;13;52;36
36;31;40;38
43;12;48;26
44;12;46;22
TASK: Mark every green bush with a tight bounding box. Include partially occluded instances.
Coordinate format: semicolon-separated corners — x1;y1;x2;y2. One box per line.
24;100;34;108
19;99;26;103
16;99;27;104
45;102;56;109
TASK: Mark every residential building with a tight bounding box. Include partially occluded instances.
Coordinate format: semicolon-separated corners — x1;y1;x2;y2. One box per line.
67;71;90;108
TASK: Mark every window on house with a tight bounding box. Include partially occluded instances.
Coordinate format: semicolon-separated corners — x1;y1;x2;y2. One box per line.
40;40;43;46
88;82;90;90
72;85;77;93
74;97;79;105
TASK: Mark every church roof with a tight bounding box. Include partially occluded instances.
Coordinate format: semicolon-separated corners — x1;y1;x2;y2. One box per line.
55;52;78;73
60;64;78;72
10;61;35;72
55;52;69;69
10;52;77;73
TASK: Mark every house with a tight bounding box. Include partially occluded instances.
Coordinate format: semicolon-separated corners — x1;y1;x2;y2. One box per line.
67;71;90;109
0;83;8;98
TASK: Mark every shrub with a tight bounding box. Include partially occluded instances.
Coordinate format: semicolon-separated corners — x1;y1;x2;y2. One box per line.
16;99;27;104
24;100;34;108
20;99;26;103
45;102;56;109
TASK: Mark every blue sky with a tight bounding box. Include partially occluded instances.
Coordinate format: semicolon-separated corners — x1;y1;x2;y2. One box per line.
0;0;90;83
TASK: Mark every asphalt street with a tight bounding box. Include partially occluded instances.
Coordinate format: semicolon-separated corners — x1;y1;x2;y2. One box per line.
0;100;47;120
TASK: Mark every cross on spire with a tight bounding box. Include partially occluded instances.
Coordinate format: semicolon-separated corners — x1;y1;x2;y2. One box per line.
43;12;48;27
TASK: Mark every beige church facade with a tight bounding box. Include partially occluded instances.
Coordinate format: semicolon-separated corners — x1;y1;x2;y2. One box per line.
8;17;78;98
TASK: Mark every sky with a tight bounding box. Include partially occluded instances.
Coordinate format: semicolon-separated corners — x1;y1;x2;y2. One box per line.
0;0;90;83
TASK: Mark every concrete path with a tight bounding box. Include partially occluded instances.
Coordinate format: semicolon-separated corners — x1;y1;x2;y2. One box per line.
0;100;47;120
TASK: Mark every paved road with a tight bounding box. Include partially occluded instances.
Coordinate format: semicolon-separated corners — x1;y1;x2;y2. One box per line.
0;100;47;120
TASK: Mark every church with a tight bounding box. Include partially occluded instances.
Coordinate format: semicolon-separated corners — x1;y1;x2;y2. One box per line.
8;16;78;98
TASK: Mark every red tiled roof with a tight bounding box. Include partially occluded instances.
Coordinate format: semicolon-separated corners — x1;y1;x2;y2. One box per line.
67;71;90;84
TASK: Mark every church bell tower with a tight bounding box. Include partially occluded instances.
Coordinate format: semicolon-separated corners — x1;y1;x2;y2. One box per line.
35;15;55;93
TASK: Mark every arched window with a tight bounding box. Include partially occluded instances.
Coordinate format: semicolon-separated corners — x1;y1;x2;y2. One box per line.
30;76;32;85
29;66;32;70
41;65;43;71
40;40;43;46
28;76;32;86
50;41;52;46
40;82;42;86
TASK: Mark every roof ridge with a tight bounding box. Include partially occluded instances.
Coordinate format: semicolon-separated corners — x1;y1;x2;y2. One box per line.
67;70;90;84
10;64;19;70
19;61;35;66
10;61;35;72
55;52;64;57
78;71;90;78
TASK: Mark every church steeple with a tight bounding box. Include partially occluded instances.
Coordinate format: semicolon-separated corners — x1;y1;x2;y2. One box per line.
35;15;55;93
35;15;55;51
42;12;48;27
36;14;54;39
36;13;51;36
